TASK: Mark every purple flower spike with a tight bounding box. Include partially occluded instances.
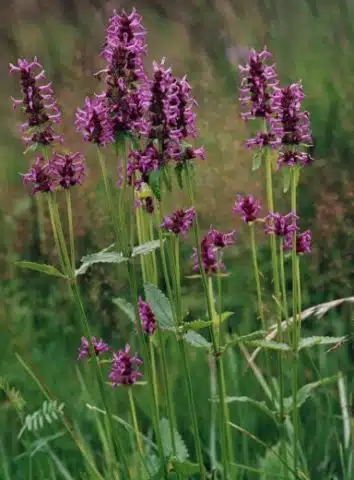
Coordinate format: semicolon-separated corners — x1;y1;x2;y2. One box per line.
239;47;279;120
9;57;62;146
192;227;236;275
233;194;261;223
283;229;312;254
109;345;143;386
138;298;157;335
264;212;299;236
75;95;114;146
77;336;110;360
277;150;312;168
161;207;196;235
207;226;236;247
51;152;86;189
22;154;58;195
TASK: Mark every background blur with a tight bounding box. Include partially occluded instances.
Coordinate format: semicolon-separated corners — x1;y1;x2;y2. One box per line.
1;0;354;478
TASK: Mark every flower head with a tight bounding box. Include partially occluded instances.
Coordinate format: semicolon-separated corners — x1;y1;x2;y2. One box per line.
138;298;157;335
233;194;261;223
192;227;236;275
239;47;279;120
22;154;58;194
77;336;110;360
207;226;236;247
109;345;143;386
75;95;114;146
283;229;312;254
51;152;86;189
127;143;163;184
264;211;299;236
161;207;196;235
9;57;62;146
277;150;312;168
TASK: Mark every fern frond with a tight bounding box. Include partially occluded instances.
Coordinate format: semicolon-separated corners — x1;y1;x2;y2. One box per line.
18;400;65;439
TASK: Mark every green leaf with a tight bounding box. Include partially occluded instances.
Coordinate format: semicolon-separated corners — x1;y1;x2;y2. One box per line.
214;396;276;421
183;320;212;331
75;250;127;276
225;330;267;349
23;142;39;154
170;458;200;476
298;336;346;351
160;418;189;461
260;442;294;480
174;164;184;190
252;149;264;171
246;340;291;351
283;375;338;413
183;331;211;349
162;165;172;192
112;298;136;323
282;167;292;193
144;283;176;331
15;261;67;278
132;240;163;257
219;311;234;323
149;169;161;201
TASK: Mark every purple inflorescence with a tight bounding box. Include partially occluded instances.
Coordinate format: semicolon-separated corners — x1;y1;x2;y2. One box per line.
283;229;312;254
75;95;114;146
9;57;62;146
138;297;157;335
192;227;236;275
77;336;110;360
233;194;261;223
264;211;299;236
161;207;196;235
51;152;86;189
109;344;143;386
22;154;58;194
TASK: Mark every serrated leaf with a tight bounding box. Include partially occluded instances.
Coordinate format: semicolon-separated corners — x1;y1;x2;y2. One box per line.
284;375;338;413
282;166;292;193
183;330;211;349
15;261;67;278
160;418;189;461
144;283;176;331
252;149;264;171
247;340;291;351
132;240;162;257
225;330;267;349
183;320;212;331
75;251;127;276
149;169;161;201
112;298;136;323
170;458;200;476
298;336;346;351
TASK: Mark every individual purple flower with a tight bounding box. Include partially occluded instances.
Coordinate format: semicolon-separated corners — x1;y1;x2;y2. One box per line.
22;154;58;194
9;57;62;146
138;297;157;335
161;207;196;235
127;143;163;184
75;95;114;146
167;143;205;163
77;336;110;360
166;75;198;141
109;344;143;386
273;82;312;147
283;229;312;254
264;211;299;236
192;227;236;275
239;47;279;121
233;194;261;223
51;152;86;189
277;150;312;168
245;131;281;150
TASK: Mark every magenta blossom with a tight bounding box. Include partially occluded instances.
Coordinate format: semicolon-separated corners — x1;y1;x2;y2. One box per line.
192;227;236;275
161;207;196;235
75;95;114;146
22;154;58;195
283;229;312;254
277;150;312;168
233;194;261;223
51;152;86;189
77;336;110;360
109;345;143;386
138;298;157;335
264;212;299;236
9;57;62;146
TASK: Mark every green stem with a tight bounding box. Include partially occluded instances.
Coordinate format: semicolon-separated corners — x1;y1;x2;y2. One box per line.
249;223;266;330
149;337;159;413
35;194;46;252
47;195;66;273
279;241;291;344
128;388;149;478
66;190;76;273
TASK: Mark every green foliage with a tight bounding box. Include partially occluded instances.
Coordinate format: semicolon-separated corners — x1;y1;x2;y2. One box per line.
183;330;211;349
144;283;176;331
15;261;67;278
18;400;65;438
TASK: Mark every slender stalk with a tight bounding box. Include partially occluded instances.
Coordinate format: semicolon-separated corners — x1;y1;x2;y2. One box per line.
128;388;149;478
249;223;266;330
265;150;287;478
35;194;46;251
47;195;66;273
279;242;291;344
65;190;76;272
149;338;159;412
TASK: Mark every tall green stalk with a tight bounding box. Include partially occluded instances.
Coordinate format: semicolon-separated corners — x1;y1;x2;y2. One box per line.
128;388;149;479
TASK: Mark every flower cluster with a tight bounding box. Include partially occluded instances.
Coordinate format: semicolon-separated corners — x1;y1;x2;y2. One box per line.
264;211;298;236
75;96;114;146
233;194;261;223
9;57;62;146
77;336;110;360
138;298;157;335
109;345;143;386
161;207;196;235
193;227;236;275
283;229;312;254
22;151;86;194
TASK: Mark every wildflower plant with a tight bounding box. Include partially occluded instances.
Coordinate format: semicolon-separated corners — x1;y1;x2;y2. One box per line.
9;8;348;480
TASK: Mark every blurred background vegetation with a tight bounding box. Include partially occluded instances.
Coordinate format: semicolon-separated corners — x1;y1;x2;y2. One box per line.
1;0;354;478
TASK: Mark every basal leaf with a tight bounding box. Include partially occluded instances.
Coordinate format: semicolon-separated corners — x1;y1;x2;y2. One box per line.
15;261;67;279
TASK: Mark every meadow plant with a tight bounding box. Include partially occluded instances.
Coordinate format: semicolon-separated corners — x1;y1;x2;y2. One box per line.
9;7;349;480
